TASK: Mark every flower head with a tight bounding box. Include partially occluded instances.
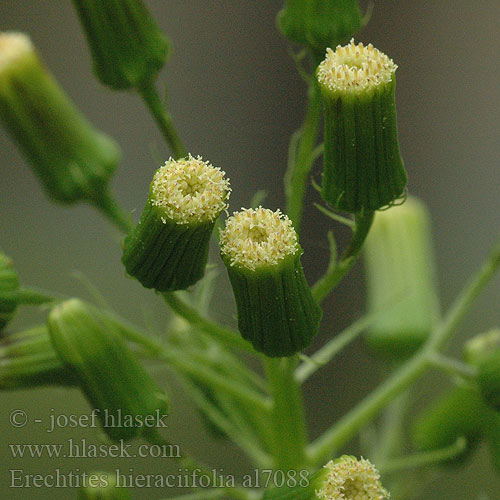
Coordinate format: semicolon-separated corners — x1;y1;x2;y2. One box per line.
316;456;389;500
219;207;299;271
151;154;230;224
317;39;397;94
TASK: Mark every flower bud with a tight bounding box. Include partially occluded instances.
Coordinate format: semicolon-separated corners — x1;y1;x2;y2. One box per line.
48;299;168;441
278;0;363;57
122;155;230;292
0;326;74;390
0;252;20;330
317;40;407;212
463;329;500;366
72;0;170;90
219;207;321;357
412;385;487;460
363;197;440;357
476;351;500;411
0;32;120;204
77;471;131;500
263;455;389;500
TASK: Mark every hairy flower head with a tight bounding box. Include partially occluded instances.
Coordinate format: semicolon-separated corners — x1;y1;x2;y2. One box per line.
0;32;33;74
317;39;397;94
316;456;389;500
151;154;230;224
219;207;299;271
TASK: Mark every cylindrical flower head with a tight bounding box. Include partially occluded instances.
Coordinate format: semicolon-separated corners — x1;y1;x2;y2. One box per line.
77;472;131;500
0;252;20;330
411;385;488;461
476;351;500;411
263;455;389;500
122;155;230;292
278;0;363;58
363;197;440;357
0;326;75;390
0;32;120;204
48;299;168;441
317;40;407;212
219;207;322;357
463;329;500;366
72;0;170;89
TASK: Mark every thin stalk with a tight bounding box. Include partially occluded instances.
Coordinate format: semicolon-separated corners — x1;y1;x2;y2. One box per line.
94;190;133;233
307;238;500;465
264;357;307;469
312;210;374;303
162;292;255;354
12;288;57;305
137;81;188;159
428;352;477;380
379;436;467;474
285;82;322;232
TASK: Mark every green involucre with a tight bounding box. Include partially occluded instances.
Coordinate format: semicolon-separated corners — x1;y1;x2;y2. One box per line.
48;299;168;442
223;253;322;358
72;0;170;90
363;197;440;357
0;252;20;330
0;46;120;204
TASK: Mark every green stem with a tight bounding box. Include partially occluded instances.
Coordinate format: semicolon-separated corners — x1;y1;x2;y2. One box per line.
13;287;56;305
379;436;467;474
428;352;477;380
138;81;188;159
265;357;307;469
312;210;374;303
162;292;255;353
307;238;500;465
94;190;133;233
285;82;322;233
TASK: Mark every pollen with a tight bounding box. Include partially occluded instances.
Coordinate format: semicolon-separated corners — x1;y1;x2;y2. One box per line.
219;207;299;271
316;456;390;500
0;32;33;74
151;154;231;224
317;39;397;94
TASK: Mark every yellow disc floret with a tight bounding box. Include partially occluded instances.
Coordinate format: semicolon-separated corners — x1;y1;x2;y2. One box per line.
317;39;397;94
0;32;33;74
316;456;390;500
151;154;230;224
220;207;299;271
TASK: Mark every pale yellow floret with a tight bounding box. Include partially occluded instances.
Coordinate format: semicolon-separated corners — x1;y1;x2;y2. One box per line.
316;456;389;500
151;154;230;224
219;207;299;271
0;32;33;74
317;39;397;94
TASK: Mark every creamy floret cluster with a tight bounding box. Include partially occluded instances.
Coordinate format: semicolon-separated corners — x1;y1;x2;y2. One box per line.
220;207;299;271
0;32;33;73
316;456;390;500
317;39;397;94
151;154;230;224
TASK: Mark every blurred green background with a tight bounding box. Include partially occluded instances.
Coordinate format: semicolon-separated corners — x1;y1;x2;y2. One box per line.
1;1;499;499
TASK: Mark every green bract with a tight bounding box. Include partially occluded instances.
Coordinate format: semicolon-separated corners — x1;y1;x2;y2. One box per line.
72;0;170;90
122;155;230;292
220;207;321;357
0;252;20;330
0;32;120;204
48;299;168;442
317;40;407;212
0;326;74;390
363;197;440;357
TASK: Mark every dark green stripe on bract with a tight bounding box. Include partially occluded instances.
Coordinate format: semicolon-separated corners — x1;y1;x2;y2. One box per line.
48;299;168;442
122;200;214;292
320;77;407;213
224;253;322;358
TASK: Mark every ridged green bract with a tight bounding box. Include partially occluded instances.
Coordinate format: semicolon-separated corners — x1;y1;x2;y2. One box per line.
223;253;322;358
411;385;488;463
122;199;215;292
48;299;168;442
0;326;74;390
0;252;19;330
320;77;407;212
277;0;363;57
363;197;440;357
0;49;120;204
477;351;500;411
72;0;170;90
